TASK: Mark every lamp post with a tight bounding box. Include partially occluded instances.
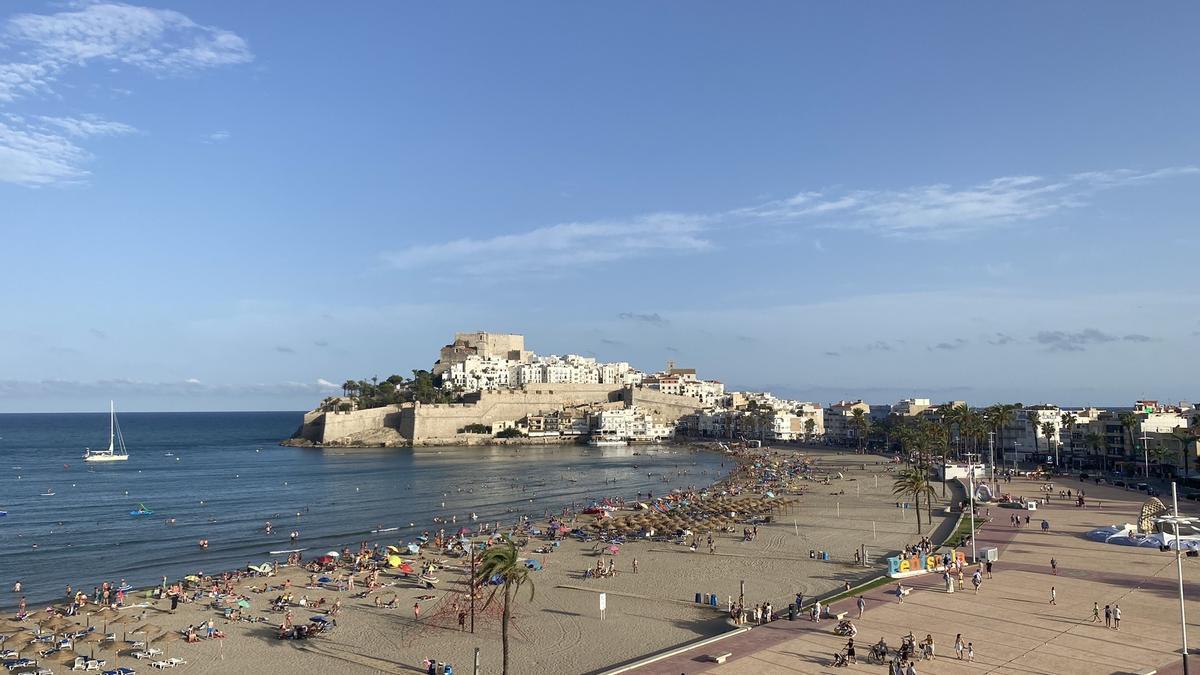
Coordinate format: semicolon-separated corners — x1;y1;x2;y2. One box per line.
1141;432;1153;480
988;432;997;493
965;453;978;563
1159;482;1192;675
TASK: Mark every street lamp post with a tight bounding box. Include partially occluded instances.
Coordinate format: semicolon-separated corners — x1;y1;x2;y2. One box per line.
989;432;997;493
1141;432;1153;480
966;453;978;563
1160;482;1192;675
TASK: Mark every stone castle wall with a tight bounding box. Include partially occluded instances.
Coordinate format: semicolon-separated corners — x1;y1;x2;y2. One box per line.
294;383;707;447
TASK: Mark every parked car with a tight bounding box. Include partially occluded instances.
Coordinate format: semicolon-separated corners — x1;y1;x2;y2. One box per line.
1135;483;1149;492
1112;479;1127;487
1079;473;1090;481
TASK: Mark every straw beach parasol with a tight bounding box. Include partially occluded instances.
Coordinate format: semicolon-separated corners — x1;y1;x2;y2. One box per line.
152;631;179;660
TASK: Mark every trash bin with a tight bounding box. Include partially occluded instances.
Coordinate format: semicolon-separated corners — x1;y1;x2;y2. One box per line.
444;666;453;675
710;594;718;607
695;592;702;604
787;604;796;621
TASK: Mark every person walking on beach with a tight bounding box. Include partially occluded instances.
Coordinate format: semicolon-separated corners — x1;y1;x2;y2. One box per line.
457;609;466;631
896;583;906;603
1104;604;1112;628
1113;604;1121;630
985;560;993;578
414;601;421;621
813;599;822;623
966;642;974;662
1049;587;1056;605
1050;557;1058;575
857;595;866;619
632;558;638;574
954;634;965;660
1091;602;1100;622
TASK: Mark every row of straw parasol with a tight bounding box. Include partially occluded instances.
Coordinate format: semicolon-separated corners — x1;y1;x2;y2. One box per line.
591;496;798;535
0;610;180;668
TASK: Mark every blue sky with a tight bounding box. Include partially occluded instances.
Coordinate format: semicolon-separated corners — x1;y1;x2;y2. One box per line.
1;2;1198;412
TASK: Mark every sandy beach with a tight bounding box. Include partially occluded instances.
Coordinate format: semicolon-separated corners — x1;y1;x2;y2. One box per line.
3;446;953;675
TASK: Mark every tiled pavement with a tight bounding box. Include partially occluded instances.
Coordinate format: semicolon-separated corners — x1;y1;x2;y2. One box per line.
627;477;1198;674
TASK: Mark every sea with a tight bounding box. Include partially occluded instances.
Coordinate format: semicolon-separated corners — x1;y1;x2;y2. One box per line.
0;411;727;608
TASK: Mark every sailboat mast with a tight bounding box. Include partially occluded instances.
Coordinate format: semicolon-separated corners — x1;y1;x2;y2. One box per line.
109;400;115;454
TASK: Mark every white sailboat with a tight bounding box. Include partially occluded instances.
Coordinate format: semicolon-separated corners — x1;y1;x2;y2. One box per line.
83;401;130;463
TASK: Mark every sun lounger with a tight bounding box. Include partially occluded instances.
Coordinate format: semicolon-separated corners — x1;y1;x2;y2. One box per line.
102;668;136;675
72;657;87;671
144;648;162;657
85;658;107;671
149;661;173;670
165;659;186;666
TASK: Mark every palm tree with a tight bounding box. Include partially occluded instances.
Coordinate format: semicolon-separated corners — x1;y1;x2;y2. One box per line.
850;409;870;454
474;538;536;675
1171;423;1200;481
1084;432;1104;472
803;417;816;443
892;467;937;534
1149;444;1176;478
1027;411;1041;458
1119;411;1140;476
1060;412;1077;467
1041;422;1057;466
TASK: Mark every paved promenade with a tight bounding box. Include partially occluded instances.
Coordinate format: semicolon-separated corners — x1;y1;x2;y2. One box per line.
633;474;1198;674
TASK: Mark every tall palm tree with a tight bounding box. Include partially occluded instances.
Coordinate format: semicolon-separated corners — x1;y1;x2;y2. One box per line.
1084;432;1104;472
1060;412;1077;466
892;467;937;534
474;538;535;675
1041;421;1057;466
1027;411;1041;457
1171;423;1200;481
1119;411;1140;475
804;417;816;443
850;408;870;454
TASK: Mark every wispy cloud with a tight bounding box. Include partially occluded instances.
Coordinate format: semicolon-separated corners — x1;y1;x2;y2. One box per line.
383;213;712;274
0;3;251;185
204;130;230;144
381;167;1198;272
930;338;968;351
1034;328;1118;352
1122;333;1154;343
987;332;1016;346
0;377;337;399
274;345;295;354
617;312;668;325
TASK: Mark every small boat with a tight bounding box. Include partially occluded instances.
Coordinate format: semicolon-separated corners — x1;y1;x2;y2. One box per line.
40;490;55;496
371;527;398;533
269;548;307;555
0;511;7;517
130;504;153;516
83;401;130;463
164;453;174;457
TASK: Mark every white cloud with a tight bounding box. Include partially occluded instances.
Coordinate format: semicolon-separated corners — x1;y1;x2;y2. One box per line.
39;114;137;137
0;119;90;185
383;212;713;273
316;378;339;389
185;377;201;384
205;130;230;143
0;3;251;185
383;167;1198;271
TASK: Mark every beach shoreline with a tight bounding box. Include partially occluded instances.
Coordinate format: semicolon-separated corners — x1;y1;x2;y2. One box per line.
5;445;955;675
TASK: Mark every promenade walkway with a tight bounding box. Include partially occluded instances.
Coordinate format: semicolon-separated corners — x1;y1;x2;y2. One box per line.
632;474;1198;674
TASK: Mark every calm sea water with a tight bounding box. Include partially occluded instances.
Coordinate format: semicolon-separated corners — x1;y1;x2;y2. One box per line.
0;411;726;607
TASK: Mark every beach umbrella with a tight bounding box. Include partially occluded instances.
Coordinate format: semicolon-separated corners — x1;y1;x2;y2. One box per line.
325;551;340;558
237;599;251;609
80;631;103;659
151;632;178;660
607;545;620;555
398;562;414;574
